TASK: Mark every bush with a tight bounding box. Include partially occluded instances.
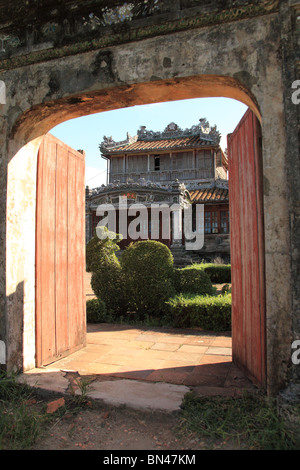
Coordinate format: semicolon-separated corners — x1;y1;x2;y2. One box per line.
165;293;232;331
86;298;107;323
91;261;127;318
120;240;176;318
189;263;231;284
174;266;214;295
221;283;231;294
86;226;122;273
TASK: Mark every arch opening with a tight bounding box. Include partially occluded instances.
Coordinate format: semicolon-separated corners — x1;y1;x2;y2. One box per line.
5;74;265;393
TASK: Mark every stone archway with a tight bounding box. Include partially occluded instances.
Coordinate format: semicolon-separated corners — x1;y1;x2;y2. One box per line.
0;1;297;397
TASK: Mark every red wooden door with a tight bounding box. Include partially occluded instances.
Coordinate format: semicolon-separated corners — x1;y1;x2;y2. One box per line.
227;109;266;388
36;134;86;367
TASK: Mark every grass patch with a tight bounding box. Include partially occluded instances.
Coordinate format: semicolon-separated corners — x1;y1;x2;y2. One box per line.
179;391;300;450
0;371;91;450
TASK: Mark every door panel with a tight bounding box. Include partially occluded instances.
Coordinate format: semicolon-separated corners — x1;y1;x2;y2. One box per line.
36;134;86;367
227;109;266;388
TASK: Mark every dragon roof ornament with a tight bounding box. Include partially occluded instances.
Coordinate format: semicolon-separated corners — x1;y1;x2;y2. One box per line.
100;118;221;152
137;118;221;143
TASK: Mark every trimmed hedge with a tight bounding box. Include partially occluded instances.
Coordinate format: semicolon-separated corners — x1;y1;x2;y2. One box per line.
188;263;231;284
165;293;232;331
174;267;214;295
86;298;107;323
120;240;176;318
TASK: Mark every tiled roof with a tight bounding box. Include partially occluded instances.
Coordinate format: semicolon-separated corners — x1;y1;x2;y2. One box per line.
189;187;229;203
101;135;216;155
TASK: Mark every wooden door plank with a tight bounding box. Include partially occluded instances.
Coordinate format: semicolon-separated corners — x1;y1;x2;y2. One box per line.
55;143;69;355
228;109;266;388
39;136;57;365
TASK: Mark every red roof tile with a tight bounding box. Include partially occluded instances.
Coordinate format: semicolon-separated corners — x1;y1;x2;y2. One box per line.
102;135;215;155
189;187;229;203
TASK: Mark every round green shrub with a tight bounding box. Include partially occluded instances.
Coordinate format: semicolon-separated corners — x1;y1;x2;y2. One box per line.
120;240;176;318
91;260;127;318
174;267;214;295
86;298;107;323
86;226;122;273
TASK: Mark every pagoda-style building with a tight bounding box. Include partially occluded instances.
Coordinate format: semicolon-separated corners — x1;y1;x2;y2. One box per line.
86;119;230;263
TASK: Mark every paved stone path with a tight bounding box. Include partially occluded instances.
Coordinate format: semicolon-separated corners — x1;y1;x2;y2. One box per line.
19;323;255;411
54;323;235;387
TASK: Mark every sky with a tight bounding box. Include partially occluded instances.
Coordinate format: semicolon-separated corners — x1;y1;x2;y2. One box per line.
51;97;248;188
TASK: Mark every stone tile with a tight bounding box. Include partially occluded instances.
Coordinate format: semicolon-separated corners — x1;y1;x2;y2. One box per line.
146;369;189;385
103;347;145;358
167;351;204;364
211;337;232;347
183;336;214;346
178;344;209;354
61;361;121;376
124;340;155;349
150;342;181;352
134;349;173;361
84;379;189;411
18;369;69;394
183;373;226;387
205;347;232;356
154;335;186;344
116;359;166;371
81;343;114;354
201;354;232;364
94;354;132;366
160;360;195;372
134;334;166;343
88;337;129;347
193;362;231;377
114;369;154;380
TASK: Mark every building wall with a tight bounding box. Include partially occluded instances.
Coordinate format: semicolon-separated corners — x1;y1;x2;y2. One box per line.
109;149;216;184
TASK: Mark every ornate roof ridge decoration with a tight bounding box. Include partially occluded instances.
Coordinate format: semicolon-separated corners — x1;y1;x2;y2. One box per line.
87;178;182;198
100;132;138;152
137;119;221;144
86;177;228;200
186;179;229;191
99;118;221;153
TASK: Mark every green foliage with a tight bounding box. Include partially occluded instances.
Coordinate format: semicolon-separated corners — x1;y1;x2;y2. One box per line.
86;298;108;323
174;266;214;295
120;240;176;318
0;371;42;449
200;263;231;283
221;283;231;294
165;292;232;330
179;392;300;450
184;263;231;283
87;226;127;318
86;226;122;273
0;371;97;450
91;260;127;318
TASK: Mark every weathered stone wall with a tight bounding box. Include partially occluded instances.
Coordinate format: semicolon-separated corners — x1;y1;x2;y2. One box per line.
0;0;299;396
